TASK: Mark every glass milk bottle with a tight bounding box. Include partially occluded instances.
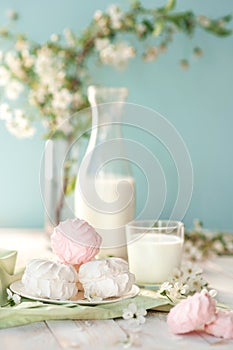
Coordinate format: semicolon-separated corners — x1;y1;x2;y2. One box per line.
74;86;135;259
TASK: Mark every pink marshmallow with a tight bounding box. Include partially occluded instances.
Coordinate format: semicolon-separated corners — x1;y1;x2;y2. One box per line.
51;218;102;266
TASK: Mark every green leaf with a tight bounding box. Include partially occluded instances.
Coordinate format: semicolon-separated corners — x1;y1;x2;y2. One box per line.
166;11;196;34
142;19;154;32
130;0;141;11
221;14;232;23
153;20;164;37
165;0;176;12
205;25;232;37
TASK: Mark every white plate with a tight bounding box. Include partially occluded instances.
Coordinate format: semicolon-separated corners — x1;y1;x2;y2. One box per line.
10;280;140;305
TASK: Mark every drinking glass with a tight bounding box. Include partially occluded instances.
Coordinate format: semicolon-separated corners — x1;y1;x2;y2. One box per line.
126;220;184;288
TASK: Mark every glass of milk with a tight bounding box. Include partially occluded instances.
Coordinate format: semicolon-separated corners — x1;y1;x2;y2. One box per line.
126;220;184;287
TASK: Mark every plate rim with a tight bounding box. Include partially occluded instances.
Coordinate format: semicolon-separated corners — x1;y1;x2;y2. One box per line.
10;280;140;305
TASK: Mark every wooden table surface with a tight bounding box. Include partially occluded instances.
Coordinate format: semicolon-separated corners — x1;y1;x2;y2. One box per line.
0;228;233;350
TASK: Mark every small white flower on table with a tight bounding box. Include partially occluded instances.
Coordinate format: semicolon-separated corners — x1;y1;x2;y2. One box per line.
122;303;147;326
159;281;173;294
6;288;21;306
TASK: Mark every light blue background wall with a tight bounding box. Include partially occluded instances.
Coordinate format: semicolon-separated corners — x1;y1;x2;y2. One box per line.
0;0;232;230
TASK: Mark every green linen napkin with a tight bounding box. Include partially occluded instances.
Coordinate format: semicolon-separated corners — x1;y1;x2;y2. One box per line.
0;291;171;329
0;248;171;329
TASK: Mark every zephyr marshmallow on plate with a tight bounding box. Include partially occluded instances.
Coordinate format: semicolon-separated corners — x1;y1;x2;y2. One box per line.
22;259;78;300
79;257;135;300
51;218;102;269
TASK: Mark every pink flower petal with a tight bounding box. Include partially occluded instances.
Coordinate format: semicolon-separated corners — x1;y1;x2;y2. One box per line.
205;310;233;339
167;291;217;334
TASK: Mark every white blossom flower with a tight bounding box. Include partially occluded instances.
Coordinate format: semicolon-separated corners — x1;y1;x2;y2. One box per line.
95;38;110;51
4;51;26;79
63;28;76;46
28;88;47;105
0;1;223;146
35;48;59;81
35;47;64;93
5;51;20;69
0;103;12;121
99;42;135;68
183;241;203;262
56;115;73;135
181;262;202;280
21;49;35;68
35;47;53;74
107;4;124;29
169;282;188;299
95;16;110;35
136;23;147;35
50;34;59;42
0;66;10;86
187;275;206;293
179;263;207;294
6;288;21;305
143;46;159;62
122;303;147;326
93;10;103;22
15;39;29;51
52;88;73;110
159;281;173;294
5;80;24;99
6;10;18;21
6;109;35;138
198;16;211;27
159;261;210;301
212;240;224;253
226;240;233;251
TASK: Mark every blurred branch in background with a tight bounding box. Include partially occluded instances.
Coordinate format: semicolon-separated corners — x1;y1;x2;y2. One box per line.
184;220;233;262
0;0;231;141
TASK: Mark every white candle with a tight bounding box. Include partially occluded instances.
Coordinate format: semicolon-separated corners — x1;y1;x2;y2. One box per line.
127;233;183;285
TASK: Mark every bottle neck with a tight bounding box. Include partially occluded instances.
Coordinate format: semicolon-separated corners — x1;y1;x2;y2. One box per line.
85;86;130;176
88;86;128;106
88;103;125;152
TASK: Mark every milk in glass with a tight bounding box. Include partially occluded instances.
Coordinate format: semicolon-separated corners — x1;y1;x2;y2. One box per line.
127;233;183;284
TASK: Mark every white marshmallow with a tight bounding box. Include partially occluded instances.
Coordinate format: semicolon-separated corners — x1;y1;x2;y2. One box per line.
79;258;135;300
22;259;78;300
